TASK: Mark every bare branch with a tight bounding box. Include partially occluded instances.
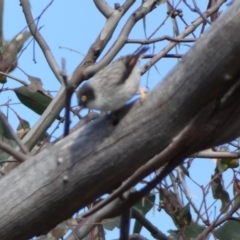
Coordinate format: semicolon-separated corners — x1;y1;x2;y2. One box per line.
178;174;206;223
17;0;135;153
141;0;225;74
67;194;169;240
84;0;225;78
93;0;114;18
66;190;130;240
120;209;131;240
143;53;183;59
81;150;172;218
195;193;240;240
0;141;28;162
0;71;28;85
132;208;169;240
129;234;149;240
192;150;240;159
83;0;158;78
193;0;212;24
127;36;197;44
20;0;63;84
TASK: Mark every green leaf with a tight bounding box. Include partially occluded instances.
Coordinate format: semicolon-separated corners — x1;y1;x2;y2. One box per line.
177;203;192;228
13;86;62;121
134;194;155;216
168;224;208;240
180;164;190;177
160;188;191;228
184;223;208;240
211;172;230;213
0;114;17;161
132;194;156;234
218;159;239;173
17;118;30;139
214;220;240;240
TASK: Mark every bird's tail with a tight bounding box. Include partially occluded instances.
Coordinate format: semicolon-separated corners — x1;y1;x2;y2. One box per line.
133;46;149;59
127;46;149;68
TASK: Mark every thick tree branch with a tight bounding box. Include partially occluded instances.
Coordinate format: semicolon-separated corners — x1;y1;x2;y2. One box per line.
1;2;240;240
192;150;240;159
93;0;114;18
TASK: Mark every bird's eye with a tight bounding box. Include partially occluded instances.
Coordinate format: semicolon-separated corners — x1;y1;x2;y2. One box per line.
81;95;87;102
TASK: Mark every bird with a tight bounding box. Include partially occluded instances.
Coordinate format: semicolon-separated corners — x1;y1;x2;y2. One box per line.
76;46;149;112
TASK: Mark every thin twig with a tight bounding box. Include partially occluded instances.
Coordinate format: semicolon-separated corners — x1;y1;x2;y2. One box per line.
178;177;206;223
127;36;197;44
61;58;75;137
0;71;28;86
59;46;85;56
20;0;63;84
143;53;184;59
195;192;240;240
192;0;212;25
141;0;225;74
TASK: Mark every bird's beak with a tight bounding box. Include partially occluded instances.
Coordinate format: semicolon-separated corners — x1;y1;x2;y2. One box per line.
78;101;87;111
78;105;84;111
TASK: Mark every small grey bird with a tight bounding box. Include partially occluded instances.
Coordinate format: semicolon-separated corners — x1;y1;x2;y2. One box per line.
77;46;149;112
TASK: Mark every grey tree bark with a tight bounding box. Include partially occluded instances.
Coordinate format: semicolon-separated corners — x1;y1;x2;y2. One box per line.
1;2;240;240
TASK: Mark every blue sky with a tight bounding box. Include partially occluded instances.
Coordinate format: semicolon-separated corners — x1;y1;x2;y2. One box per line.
1;1;230;239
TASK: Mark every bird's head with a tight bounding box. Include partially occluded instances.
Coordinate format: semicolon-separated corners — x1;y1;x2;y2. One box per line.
76;83;95;109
